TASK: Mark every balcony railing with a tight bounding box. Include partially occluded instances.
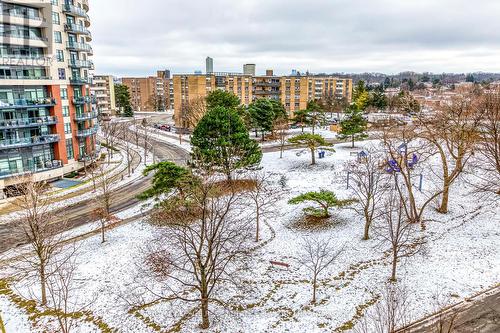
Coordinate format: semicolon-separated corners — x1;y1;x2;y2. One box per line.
1;10;44;21
69;59;94;69
66;41;93;53
0;32;48;42
64;23;91;36
76;125;99;138
0;74;51;80
254;90;280;95
0;160;63;180
0;98;57;110
70;76;93;85
72;96;93;105
74;111;98;121
63;4;89;18
0;116;58;129
0;134;60;149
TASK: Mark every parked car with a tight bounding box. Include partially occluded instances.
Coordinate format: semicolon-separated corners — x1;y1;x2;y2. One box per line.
159;124;171;132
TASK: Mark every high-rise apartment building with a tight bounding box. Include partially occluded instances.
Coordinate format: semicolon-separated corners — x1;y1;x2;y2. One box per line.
206;56;213;74
0;0;97;198
122;70;171;112
91;75;116;118
172;72;353;128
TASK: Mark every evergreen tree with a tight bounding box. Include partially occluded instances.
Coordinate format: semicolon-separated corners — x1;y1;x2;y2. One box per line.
306;100;327;134
288;190;353;218
138;161;196;201
353;80;370;111
191;106;262;180
338;104;368;148
249;99;275;140
115;84;132;117
206;90;240;110
288;133;333;165
370;89;388;110
292;108;310;133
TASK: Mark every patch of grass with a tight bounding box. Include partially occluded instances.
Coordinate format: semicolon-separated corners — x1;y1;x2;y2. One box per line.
0;278;116;332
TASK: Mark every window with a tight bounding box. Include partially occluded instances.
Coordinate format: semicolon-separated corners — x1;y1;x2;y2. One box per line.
54;31;62;43
58;68;66;80
64;123;72;134
61;88;68;100
52;12;60;25
62;106;69;117
66;139;74;159
56;50;64;62
51;0;59;5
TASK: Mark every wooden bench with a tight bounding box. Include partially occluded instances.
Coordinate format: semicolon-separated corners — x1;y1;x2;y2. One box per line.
270;261;290;268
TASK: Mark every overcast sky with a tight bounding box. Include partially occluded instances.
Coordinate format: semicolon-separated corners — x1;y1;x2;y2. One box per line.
89;0;500;77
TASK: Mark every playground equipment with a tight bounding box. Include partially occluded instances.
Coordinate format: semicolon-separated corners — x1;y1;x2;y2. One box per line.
386;143;420;173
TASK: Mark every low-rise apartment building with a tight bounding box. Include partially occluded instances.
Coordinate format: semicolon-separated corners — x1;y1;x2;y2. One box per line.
91;75;116;118
122;70;171;112
173;72;353;127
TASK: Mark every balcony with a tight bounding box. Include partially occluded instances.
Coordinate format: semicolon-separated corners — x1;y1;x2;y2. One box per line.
76;125;99;138
70;76;93;86
0;98;57;110
72;96;92;105
69;59;94;69
64;23;91;36
254;90;280;95
0;134;60;150
74;111;98;122
0;160;63;180
66;41;93;54
0;33;48;42
0;74;51;81
0;116;58;130
254;81;281;87
63;4;89;19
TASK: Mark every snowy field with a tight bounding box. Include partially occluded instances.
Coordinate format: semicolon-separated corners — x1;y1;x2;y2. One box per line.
0;141;499;332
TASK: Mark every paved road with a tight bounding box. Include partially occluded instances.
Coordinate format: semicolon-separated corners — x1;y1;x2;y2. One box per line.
0;133;189;253
397;287;500;333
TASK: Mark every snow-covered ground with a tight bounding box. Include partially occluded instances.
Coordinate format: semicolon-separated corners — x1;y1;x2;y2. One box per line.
0;139;154;223
0;141;499;332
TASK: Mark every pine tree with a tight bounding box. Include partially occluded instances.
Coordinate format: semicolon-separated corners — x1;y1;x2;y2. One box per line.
288;190;353;218
206;90;240;110
338;104;368;148
191;106;262;180
288;133;333;165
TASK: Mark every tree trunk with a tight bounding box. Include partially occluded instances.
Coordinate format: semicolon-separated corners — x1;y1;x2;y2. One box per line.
255;207;260;242
101;220;106;243
363;216;370;241
312;276;317;303
280;145;284;159
40;267;47;305
311;148;316;165
390;251;397;282
438;179;451;214
201;287;210;330
351;135;355;148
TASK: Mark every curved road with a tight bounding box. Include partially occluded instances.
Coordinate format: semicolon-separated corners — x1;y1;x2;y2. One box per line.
0;133;189;253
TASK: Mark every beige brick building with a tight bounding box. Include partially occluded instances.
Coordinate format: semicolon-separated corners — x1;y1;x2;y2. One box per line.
91;75;116;117
122;70;171;112
173;72;352;127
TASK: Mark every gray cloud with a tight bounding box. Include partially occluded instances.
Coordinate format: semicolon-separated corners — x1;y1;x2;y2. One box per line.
88;0;500;76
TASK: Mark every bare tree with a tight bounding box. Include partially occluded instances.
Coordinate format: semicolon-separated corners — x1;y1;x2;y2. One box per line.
180;97;206;130
347;149;388;240
92;163;116;243
377;192;422;282
475;89;500;197
7;177;64;306
298;237;344;304
355;283;411;333
418;93;482;213
275;117;289;159
382;126;441;226
147;175;251;329
246;172;281;242
141;118;150;165
101;121;121;162
46;249;87;333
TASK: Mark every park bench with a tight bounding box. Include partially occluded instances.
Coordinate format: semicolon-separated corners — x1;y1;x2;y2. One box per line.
270;261;290;268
